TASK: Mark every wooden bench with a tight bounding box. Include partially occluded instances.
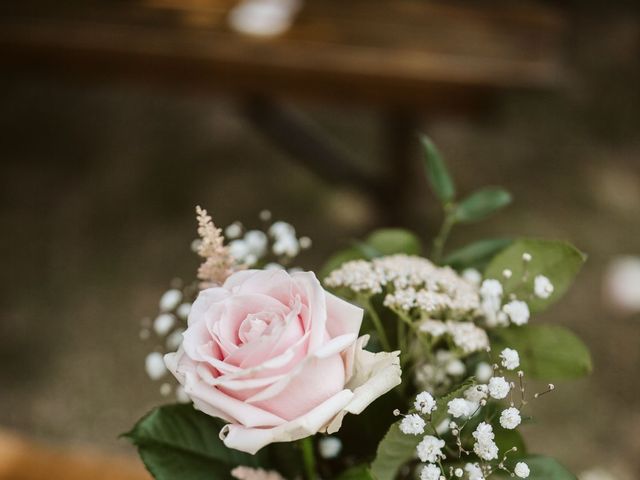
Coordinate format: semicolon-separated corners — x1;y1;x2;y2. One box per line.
0;429;150;480
0;0;566;221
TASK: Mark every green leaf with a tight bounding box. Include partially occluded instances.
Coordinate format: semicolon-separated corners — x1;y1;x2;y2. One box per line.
320;229;421;281
493;425;527;467
454;187;512;223
420;135;456;203
519;455;577;480
370;381;472;480
337;465;375;480
491;325;592;380
484;239;586;314
365;228;422;256
123;404;265;480
320;247;366;280
443;238;513;270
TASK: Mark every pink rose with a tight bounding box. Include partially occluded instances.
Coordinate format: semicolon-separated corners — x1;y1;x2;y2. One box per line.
165;269;401;454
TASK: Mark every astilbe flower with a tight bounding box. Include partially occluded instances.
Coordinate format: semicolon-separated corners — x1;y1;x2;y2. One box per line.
195;206;238;287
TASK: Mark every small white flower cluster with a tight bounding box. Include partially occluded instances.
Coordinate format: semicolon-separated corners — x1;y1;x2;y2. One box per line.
140;281;193;402
396;344;548;480
325;255;480;318
479;252;554;328
415;350;467;391
420;320;489;354
224;213;311;267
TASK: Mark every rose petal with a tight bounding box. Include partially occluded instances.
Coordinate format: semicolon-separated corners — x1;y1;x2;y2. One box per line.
220;389;354;454
183;372;286;428
325;335;402;434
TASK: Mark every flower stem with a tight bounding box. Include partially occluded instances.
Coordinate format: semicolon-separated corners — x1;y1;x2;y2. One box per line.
364;298;392;351
300;436;316;480
432;205;456;263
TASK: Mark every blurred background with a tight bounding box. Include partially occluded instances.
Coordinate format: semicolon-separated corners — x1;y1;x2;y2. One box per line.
1;0;639;479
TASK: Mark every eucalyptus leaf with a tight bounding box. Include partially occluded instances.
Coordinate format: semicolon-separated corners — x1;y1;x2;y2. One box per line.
366;228;422;256
443;238;512;270
420;135;456;204
454;187;512;223
491;325;592;380
123;404;266;480
484;239;586;314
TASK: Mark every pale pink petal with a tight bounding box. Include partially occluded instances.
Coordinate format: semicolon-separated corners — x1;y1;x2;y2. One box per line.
183;372;286;428
221;389;354;454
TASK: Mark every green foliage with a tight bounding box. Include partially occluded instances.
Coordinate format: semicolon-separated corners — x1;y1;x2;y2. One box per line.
454;188;512;223
365;228;422;256
494;455;577;480
336;465;375;480
491;325;592;380
320;229;421;280
484;239;586;314
420;135;456;204
319;247;365;280
123;404;268;480
370;381;472;480
443;238;513;270
493;426;526;467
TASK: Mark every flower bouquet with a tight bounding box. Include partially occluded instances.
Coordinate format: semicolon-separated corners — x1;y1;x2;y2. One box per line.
125;136;591;480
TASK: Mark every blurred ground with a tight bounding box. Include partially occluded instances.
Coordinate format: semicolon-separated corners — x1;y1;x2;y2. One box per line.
1;4;639;480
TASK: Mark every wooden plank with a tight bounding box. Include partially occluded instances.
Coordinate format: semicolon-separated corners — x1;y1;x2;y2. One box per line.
0;0;566;108
0;429;150;480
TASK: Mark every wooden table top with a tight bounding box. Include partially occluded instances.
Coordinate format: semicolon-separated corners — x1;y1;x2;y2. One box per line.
0;0;566;108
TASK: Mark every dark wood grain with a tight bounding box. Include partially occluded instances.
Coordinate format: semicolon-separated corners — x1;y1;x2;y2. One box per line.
0;0;566;109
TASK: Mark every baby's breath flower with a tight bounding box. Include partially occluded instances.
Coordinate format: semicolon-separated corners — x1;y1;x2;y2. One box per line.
225;222;243;239
399;413;426;435
475;362;494;383
244;230;268;258
472;422;495;444
268;221;295;239
514;462;530;478
454;468;464;478
420;464;442;480
416;435;446;463
465;463;485;480
318;436;342;459
464;385;488;404
473;439;499;461
159;289;183;312
447;398;472;418
415;391;437;415
445;358;466;376
145;352;167;380
534;275;554;299
499;407;522;429
488;376;511;399
153;313;176;336
273;234;299;257
176;303;191;320
503;300;530;326
500;348;520;370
